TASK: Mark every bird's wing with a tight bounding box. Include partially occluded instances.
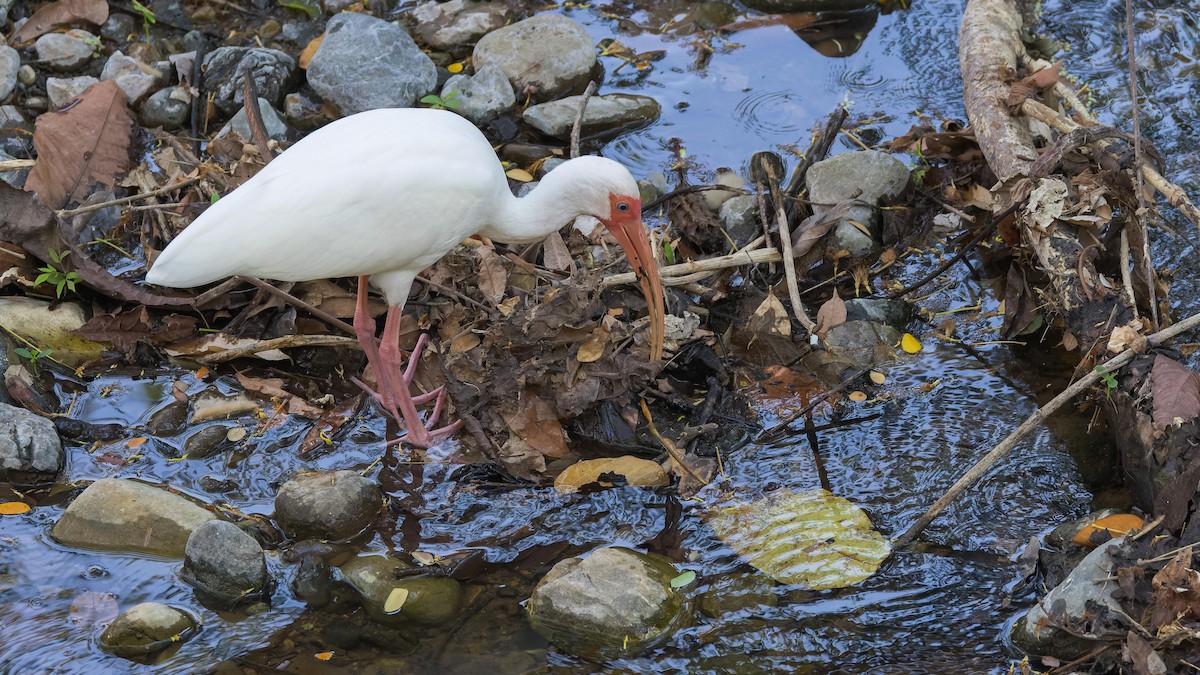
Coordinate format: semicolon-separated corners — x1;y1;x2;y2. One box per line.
147;109;505;288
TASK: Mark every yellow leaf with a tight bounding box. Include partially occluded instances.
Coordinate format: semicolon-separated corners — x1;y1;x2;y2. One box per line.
505;168;534;182
900;333;923;354
576;325;609;363
126;437;147;448
447;62;464;74
1072;513;1144;547
299;35;324;70
194;366;209;379
554;456;668;493
0;502;31;515
384;587;410;614
848;391;867;402
869;371;886;385
225;427;247;442
314;651;334;661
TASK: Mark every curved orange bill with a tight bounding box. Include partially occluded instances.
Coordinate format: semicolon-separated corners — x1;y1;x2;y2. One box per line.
608;217;665;361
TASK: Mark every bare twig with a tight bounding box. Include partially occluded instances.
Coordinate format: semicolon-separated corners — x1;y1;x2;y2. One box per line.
0;159;34;171
895;308;1200;546
240;60;275;163
235;275;357;336
569;81;597;159
762;158;816;334
602;247;781;288
639;398;710;487
191;334;361;363
55;175;205;218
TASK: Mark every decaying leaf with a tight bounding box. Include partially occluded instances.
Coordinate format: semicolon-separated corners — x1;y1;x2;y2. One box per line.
501;396;568;458
25;81;136;209
706;488;891;589
748;292;790;343
1151;355;1200;429
814;289;846;339
11;0;108;43
793;201;853;258
542;230;573;272
576;324;609;363
235;372;325;418
553;456;668;493
1149;549;1200;630
295;279;386;319
74;306;197;355
1107;320;1147;354
1071;513;1144;547
475;246;507;304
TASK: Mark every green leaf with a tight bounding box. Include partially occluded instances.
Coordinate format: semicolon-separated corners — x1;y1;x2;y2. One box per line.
34;272;52;286
419;94;443;106
14;348;32;359
663;240;675;265
279;0;320;19
706;488;891;590
443;98;462;109
669;570;695;588
210;192;220;204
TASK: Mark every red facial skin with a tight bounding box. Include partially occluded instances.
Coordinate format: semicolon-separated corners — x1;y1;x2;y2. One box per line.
601;193;665;361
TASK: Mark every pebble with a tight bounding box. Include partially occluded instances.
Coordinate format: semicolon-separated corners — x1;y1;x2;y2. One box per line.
411;0;512;50
441;64;514;125
35;30;97;71
523;93;661;139
46;76;99;108
99;603;197;658
0;45;20;101
216;97;289;141
473;14;595;101
0;401;63;485
140;86;191;130
203;46;297;115
181;520;269;605
101;50;164;104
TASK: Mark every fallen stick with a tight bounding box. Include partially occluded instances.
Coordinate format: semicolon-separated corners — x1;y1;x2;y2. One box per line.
0;159;35;171
570;81;597;159
56;175;205;218
895;308;1200;546
601;247;782;288
763;158;816;334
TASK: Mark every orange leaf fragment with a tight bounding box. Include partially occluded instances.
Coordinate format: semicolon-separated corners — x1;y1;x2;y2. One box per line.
126;437;148;448
299;35;324;69
314;651;334;661
0;502;32;515
194;367;209;379
1071;513;1145;547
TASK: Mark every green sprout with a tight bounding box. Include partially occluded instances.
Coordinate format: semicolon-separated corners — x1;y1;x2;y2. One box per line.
1095;364;1118;397
13;346;53;373
130;0;156;41
419;89;462;110
34;248;81;298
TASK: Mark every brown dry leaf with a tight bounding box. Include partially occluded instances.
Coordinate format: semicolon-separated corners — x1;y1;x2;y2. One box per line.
74;306;197;355
542;230;573;272
299;34;324;69
298;394;363;456
475;246;507;304
501;396;568;459
11;0;108;43
748;292;790;343
25;81;135;209
295;279;386;319
1151;354;1200;429
235;372;325;418
793;201;852;258
1149;549;1200;630
814;289;847;339
754;365;823;403
553;456;668;493
576;324;609;363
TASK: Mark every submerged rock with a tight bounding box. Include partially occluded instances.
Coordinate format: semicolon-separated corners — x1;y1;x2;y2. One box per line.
307;12;435;115
340;554;463;625
523;94;661;139
181;520;269;606
0;401;62;485
526;547;690;658
52;478;217;557
274;470;381;541
98;602;197;658
473;14;595;101
806;150;912;255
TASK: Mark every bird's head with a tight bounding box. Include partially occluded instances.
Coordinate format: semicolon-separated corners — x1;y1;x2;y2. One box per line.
554;156;665;361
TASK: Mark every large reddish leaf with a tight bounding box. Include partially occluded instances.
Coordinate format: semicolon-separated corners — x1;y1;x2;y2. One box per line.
11;0;108;43
1150;354;1200;429
25;81;135;209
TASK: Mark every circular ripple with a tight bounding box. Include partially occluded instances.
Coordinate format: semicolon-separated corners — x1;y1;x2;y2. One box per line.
732;91;811;137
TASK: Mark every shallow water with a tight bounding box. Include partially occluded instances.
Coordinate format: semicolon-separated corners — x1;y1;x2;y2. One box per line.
3;1;1198;673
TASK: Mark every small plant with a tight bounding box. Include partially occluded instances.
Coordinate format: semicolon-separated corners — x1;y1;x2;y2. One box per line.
1095;364;1118;396
419;89;462;110
34;248;81;298
130;0;156;41
13;346;53;373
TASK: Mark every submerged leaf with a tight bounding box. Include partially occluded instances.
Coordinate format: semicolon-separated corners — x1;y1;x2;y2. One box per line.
706;488;891;589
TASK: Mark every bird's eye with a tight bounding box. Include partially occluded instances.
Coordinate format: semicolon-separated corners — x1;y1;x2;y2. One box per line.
617;202;630;212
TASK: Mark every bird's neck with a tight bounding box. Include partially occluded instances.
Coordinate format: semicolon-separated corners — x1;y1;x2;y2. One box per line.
482;172;590;244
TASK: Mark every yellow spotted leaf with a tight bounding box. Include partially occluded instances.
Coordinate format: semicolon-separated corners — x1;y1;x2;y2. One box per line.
384;587;410;614
1072;513;1145;547
505;168;534;182
869;371;886;385
900;333;923;354
848;391;867;402
0;502;31;515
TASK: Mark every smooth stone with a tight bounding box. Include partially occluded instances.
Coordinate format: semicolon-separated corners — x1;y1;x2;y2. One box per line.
17;64;34;86
99;603;197;658
473;14;595;101
274;470;381;541
34;30;97;71
140;86;191;130
0;401;63;485
307;12;436;115
0;46;19;101
526;547;690;659
843;298;912;329
807;150;912;255
0;105;28;130
411;0;512;50
340;554;463;625
101;13;138;41
46;76;99;108
181;520;269;605
203;46;297;115
719;194;759;248
821;320;901;371
0;298;105;367
101;50;164;105
216;97;288;141
52;478;217;558
181;424;232;459
442;64;514;125
523;93;660;139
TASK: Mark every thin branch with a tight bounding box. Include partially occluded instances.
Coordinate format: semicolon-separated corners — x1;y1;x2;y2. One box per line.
55;175;205;218
762;158;815;334
601;247;781;288
570;81;597;159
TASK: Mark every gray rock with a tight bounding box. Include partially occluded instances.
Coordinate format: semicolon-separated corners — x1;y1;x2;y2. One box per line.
203;47;297;115
283;92;326;131
275;470;381;541
807;150;912;255
0;46;20;102
411;0;512;50
539;157;566;177
51;478;217;557
340;554;463;625
843;298;911;329
101;51;164;105
216;97;288;141
526;547;690;659
307;13;435;115
100;13;138;41
34;30;97;71
0;402;63;485
140;87;191;129
46;76;99;108
442;64;513;125
279;22;320;46
0;148;25;187
821;320;901;371
523;94;660;139
17;65;34;86
181;424;232;459
0;0;10;26
99;603;197;658
1012;539;1126;659
742;0;877;10
473;14;595;101
719;194;759;248
0;105;27;130
181;520;268;605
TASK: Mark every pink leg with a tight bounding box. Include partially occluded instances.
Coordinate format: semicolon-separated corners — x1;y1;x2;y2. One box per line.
352;277;462;448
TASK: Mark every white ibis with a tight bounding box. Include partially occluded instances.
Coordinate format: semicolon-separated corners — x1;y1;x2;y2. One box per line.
146;107;665;448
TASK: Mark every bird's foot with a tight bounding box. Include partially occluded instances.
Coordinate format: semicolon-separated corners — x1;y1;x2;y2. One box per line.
351;377;460;449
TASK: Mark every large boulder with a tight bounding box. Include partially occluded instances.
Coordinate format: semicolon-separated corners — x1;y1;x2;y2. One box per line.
472;14;595;101
51;479;217;557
